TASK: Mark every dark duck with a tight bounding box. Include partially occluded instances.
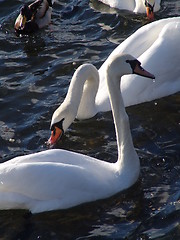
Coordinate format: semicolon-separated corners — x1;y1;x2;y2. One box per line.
14;0;54;34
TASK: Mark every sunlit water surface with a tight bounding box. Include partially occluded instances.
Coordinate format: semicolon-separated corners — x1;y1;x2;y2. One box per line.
0;0;179;239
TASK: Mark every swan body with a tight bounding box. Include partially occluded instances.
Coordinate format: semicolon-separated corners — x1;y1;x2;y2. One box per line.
0;54;155;213
0;149;124;213
14;0;54;34
72;17;180;118
98;0;161;13
49;18;180;121
96;17;180;111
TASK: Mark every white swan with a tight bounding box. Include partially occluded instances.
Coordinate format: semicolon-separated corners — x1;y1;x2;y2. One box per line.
0;54;155;213
98;0;161;20
95;17;180;111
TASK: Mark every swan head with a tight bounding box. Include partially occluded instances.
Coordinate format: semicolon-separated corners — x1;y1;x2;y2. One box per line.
144;0;155;21
47;102;76;146
107;54;155;80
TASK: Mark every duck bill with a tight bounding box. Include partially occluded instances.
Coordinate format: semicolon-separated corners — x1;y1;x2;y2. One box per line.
47;127;63;147
19;15;27;28
146;6;155;21
134;64;155;79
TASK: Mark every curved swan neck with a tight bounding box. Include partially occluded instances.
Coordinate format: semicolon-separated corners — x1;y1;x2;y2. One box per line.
65;64;99;120
106;66;137;166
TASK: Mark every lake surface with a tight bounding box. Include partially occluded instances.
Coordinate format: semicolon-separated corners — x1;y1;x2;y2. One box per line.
0;0;180;239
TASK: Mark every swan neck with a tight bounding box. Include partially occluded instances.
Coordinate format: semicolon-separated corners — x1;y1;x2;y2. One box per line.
65;64;99;119
106;71;135;165
76;65;99;119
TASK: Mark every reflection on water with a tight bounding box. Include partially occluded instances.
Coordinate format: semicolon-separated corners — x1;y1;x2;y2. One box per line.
0;0;180;239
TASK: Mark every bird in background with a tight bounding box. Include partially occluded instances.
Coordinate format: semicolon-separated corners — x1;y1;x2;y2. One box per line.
14;0;55;34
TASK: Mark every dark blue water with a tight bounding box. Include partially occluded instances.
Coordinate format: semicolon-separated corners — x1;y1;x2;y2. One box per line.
0;0;180;239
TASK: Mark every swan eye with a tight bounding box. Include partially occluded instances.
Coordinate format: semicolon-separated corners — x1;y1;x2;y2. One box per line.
126;59;141;72
50;118;65;133
138;64;144;71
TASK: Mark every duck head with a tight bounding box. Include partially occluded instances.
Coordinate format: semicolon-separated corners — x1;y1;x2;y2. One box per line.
14;4;39;34
15;5;33;31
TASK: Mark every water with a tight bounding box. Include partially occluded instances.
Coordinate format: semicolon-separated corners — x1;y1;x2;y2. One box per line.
0;0;180;239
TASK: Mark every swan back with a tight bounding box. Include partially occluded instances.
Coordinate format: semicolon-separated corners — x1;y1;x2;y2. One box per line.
96;17;180;110
98;0;161;13
121;21;180;106
99;0;135;11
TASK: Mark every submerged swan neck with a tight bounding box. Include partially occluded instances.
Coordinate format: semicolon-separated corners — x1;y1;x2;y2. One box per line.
65;64;99;120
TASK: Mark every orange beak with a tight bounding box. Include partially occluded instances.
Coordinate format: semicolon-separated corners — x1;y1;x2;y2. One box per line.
146;6;155;21
47;126;63;146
